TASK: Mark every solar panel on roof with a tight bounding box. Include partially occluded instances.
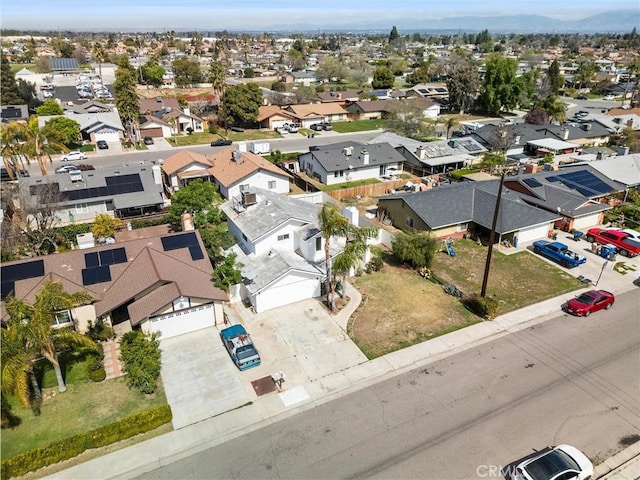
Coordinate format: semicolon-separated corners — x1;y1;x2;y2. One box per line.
1;108;22;119
2;260;45;282
85;252;99;268
99;247;127;266
189;245;205;260
64;174;143;201
1;282;15;300
81;265;112;286
161;232;198;251
547;170;613;197
523;178;542;188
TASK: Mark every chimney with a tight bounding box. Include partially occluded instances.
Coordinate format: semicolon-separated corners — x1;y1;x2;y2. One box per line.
342;146;354;156
416;146;427;159
181;212;195;231
561;127;569;140
618;146;630;156
360;149;370;164
231;150;241;162
514;136;521;145
183;107;190;116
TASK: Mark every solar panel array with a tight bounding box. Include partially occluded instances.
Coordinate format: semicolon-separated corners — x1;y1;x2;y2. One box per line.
82;247;128;286
1;260;45;299
1;107;23;119
546;170;613;197
161;232;205;261
64;174;144;201
523;178;542;188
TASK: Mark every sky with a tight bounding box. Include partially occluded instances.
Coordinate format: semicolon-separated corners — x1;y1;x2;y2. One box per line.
2;0;639;31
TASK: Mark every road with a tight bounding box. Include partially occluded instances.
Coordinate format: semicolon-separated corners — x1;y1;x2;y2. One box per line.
20;131;382;177
137;290;639;480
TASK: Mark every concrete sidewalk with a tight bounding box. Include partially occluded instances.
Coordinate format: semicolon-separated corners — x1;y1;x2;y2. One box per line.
47;259;639;479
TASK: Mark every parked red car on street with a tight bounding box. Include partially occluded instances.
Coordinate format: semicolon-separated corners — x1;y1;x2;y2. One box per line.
562;290;615;317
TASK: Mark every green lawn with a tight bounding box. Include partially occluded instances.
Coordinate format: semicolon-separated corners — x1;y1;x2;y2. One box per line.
10;63;36;73
2;353;168;460
171;130;281;147
331;119;382;133
431;239;584;313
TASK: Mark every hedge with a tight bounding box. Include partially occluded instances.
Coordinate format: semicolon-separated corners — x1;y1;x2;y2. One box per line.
1;404;172;480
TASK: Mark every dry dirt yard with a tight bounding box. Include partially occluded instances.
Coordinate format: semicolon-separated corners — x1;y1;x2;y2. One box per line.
349;260;478;359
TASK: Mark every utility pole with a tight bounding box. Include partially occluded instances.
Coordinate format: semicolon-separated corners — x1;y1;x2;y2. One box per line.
481;173;505;298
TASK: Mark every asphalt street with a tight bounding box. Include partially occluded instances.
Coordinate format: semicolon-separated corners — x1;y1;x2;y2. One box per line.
136;290;639;480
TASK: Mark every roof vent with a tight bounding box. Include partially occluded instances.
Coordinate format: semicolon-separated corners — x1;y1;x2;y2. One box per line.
342;146;354;156
232;150;241;162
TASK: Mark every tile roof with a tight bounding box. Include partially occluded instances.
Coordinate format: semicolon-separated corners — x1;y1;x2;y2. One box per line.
207;148;292;187
162;150;212;175
285;102;348;118
1;230;227;326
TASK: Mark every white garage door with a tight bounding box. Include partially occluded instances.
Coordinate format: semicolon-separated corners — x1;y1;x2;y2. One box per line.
254;274;320;313
148;304;215;339
94;129;121;142
573;214;601;230
516;224;551;244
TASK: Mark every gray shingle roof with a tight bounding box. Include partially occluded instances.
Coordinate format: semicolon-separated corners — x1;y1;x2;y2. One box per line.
305;141;405;173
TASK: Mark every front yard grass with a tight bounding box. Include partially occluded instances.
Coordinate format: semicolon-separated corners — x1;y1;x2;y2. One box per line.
349;239;584;359
170;130;280;147
1;376;168;460
331;119;382;133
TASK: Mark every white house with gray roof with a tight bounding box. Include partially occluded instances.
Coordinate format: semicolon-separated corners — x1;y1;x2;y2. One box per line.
38;111;125;143
221;188;344;313
298;141;405;185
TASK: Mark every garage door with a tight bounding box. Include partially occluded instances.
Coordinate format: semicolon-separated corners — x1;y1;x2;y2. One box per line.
94;129;121;142
516;224;551;243
253;274;320;313
573;213;601;230
147;303;215;339
142;127;163;138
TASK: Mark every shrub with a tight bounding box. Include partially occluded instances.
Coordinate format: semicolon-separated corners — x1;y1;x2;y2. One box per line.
86;318;115;342
86;356;106;382
119;331;162;394
462;293;499;319
0;405;172;479
365;255;383;273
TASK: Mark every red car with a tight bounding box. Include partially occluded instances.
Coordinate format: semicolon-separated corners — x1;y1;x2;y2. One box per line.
586;228;640;257
562;290;615;317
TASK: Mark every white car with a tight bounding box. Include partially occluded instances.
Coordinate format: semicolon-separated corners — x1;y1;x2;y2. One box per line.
502;445;593;480
608;227;640;242
603;94;616;101
61;151;87;162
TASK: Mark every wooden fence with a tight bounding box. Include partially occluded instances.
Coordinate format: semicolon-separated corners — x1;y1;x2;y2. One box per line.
326;177;425;201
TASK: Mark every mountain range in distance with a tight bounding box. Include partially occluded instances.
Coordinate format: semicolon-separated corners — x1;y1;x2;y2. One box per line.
265;10;639;34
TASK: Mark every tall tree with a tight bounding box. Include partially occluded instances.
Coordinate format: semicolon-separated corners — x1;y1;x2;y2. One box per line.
2;282;96;394
372;66;395;89
208;61;226;97
113;56;140;140
220;82;262;126
318;203;350;311
16;116;68;176
574;60;597;91
42;117;81;146
481;54;520;115
36;99;64;116
1;321;42;413
1;54;22;105
547;60;564;95
446;54;480;114
166;179;223;231
332;224;378;296
92;41;106;81
172;57;204;87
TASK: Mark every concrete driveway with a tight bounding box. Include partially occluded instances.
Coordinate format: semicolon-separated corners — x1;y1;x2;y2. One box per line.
160;328;250;429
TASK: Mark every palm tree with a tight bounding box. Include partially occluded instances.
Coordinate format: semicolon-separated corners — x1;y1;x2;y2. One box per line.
92;41;106;82
19;116;68;176
332;225;378;297
3;281;96;394
444;116;460;139
0;122;28;180
1;324;42;413
318;203;350;311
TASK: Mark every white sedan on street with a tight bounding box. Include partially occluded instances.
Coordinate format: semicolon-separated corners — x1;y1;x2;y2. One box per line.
61;151;88;162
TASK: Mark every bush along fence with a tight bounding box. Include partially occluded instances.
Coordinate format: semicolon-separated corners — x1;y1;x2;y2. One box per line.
1;404;172;480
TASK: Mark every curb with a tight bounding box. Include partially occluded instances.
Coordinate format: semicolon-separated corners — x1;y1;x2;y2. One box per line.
595;442;640;479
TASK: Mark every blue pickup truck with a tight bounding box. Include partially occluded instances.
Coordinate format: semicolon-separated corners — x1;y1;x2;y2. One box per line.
220;324;261;370
532;240;587;268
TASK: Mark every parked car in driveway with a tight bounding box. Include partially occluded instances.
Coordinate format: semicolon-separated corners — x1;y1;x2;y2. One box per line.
96;140;109;149
586;228;640;257
61;151;87;162
211;138;233;147
220;324;261;370
502;445;593;480
562;290;615;317
143;136;154;145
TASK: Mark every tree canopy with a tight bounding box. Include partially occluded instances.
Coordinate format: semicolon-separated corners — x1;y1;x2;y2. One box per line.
220;82;262;126
172;57;204;87
43;116;81;146
1;54;22;105
36;99;64;116
480;54;520;115
372;66;395;89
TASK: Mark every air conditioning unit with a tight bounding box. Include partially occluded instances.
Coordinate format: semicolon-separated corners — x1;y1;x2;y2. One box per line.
242;191;257;207
582;123;592;131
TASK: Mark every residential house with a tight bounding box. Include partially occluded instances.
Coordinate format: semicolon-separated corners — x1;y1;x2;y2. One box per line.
298;141;405;185
316;90;361;104
221;188;339;313
569;153;640;191
38;111;125;144
139;97;204;138
256;105;298;130
405;83;449;99
344;100;392;120
0;228;228;340
283;103;348;127
1;104;29;123
377;180;561;244
161;147;291;199
15;163;166;226
368;132;487;175
291;70;322;86
502;166;621;231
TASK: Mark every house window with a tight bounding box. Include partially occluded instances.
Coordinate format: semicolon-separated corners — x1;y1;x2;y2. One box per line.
53;310;73;327
75;203;89;214
239;184;250;192
334;170;344;178
379;165;386;176
242;233;248;241
316;237;322;251
277;233;290;241
405;216;414;228
268;180;276;189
